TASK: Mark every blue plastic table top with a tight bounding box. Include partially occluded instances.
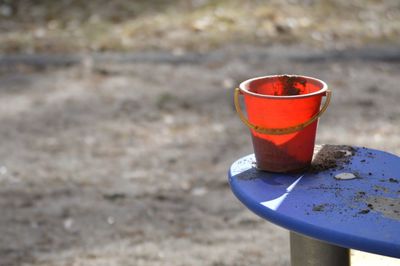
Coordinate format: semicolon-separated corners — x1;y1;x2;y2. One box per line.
228;146;400;258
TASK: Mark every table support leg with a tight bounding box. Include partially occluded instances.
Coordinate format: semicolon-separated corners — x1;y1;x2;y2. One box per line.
290;232;350;266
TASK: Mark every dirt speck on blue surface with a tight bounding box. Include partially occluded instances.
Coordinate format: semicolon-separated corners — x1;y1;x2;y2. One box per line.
354;191;367;203
373;185;390;193
358;209;370;214
312;204;327;212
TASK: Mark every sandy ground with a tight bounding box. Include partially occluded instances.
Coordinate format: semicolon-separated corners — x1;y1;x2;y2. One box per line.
0;45;399;266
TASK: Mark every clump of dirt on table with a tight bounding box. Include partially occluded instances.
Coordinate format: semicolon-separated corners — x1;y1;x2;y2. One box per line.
278;75;307;96
312;204;326;212
308;145;357;173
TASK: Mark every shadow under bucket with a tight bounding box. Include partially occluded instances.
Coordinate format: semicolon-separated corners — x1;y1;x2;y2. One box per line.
234;75;331;173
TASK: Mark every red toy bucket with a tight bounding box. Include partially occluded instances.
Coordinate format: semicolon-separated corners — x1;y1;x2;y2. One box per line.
234;75;331;173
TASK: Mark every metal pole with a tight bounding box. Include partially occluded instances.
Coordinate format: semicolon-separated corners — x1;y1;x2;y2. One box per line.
290;232;350;266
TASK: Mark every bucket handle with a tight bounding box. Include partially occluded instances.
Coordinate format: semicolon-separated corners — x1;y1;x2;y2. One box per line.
234;88;332;135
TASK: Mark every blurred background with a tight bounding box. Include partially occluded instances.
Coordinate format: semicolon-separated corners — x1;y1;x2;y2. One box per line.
0;0;399;265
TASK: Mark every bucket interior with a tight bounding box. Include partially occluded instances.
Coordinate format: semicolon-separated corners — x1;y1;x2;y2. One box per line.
244;75;324;97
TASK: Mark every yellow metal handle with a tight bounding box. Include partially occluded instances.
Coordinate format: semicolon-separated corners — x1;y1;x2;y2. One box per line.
234;88;332;135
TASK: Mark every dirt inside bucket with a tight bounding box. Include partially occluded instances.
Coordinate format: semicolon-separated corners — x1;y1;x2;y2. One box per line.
278;75;307;96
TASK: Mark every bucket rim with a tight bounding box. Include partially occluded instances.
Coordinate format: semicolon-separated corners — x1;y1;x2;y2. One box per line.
239;74;328;99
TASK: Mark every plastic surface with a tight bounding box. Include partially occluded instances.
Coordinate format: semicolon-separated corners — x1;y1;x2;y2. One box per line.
238;75;328;172
228;146;400;258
